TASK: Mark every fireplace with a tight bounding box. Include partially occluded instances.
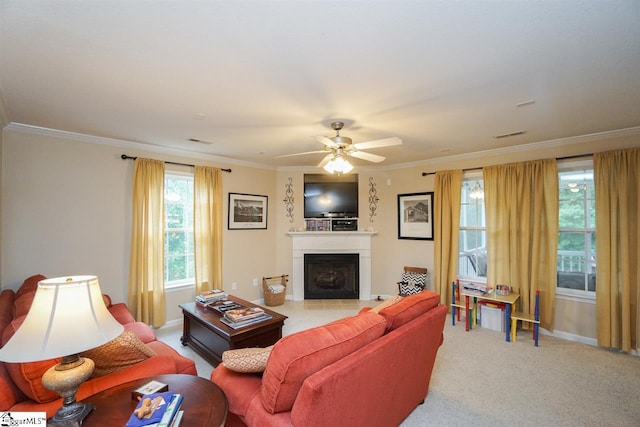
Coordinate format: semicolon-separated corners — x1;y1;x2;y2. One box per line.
304;253;359;299
288;231;375;301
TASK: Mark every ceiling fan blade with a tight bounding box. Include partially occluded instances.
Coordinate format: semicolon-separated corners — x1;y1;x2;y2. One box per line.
353;136;402;150
313;135;338;147
276;150;327;158
349;151;386;163
317;153;333;168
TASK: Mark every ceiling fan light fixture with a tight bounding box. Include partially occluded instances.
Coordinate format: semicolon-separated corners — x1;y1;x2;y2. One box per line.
323;154;353;175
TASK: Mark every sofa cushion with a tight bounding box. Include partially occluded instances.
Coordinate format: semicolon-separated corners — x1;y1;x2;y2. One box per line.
145;341;197;375
0;357;26;410
223;346;273;373
377;290;440;332
13;291;35;319
15;274;46;299
2;315;60;403
260;311;386;414
123;322;157;344
0;289;15;333
80;331;156;378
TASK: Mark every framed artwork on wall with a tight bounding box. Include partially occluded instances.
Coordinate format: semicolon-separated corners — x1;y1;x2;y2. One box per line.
228;193;268;230
397;192;434;240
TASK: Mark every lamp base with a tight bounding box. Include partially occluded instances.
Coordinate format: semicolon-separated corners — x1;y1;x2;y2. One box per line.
42;355;96;426
48;401;95;426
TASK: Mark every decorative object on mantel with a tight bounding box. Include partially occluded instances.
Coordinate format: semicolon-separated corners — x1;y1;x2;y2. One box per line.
228;193;268;230
283;177;295;223
368;177;379;223
397;192;434;240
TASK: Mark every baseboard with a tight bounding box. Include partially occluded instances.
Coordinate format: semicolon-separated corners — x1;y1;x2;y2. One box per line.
542;328;598;347
160;318;182;329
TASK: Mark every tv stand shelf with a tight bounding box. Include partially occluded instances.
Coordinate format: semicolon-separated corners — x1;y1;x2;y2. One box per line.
305;218;358;232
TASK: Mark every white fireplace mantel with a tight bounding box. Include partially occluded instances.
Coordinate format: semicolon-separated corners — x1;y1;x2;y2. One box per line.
287;232;376;301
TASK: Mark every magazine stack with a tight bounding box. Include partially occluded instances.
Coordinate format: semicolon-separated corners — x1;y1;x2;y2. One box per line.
220;306;272;329
461;282;493;296
195;289;228;307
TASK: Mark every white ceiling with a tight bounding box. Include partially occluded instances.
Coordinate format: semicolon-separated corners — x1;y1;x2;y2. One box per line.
1;1;639;169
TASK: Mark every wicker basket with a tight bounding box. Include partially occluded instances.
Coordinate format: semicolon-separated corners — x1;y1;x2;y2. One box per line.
262;274;288;306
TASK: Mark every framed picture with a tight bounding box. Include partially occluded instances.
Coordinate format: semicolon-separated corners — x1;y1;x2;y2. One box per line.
228;193;268;230
397;192;434;240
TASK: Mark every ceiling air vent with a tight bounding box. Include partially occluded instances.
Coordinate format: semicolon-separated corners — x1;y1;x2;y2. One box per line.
494;130;526;139
188;138;214;145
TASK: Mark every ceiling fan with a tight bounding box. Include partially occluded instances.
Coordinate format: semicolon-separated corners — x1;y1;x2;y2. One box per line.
278;121;402;173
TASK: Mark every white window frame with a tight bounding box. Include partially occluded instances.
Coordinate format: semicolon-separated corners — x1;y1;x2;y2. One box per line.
556;159;596;301
458;171;487;284
164;171;195;290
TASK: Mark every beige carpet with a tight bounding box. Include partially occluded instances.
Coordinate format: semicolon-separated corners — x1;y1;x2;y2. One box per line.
157;300;640;426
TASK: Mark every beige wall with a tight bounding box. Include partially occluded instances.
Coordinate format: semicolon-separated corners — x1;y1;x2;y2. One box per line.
2;124;639;341
0;127;277;311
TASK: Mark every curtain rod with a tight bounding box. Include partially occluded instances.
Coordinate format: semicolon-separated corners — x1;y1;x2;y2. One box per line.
121;154;232;173
420;153;593;176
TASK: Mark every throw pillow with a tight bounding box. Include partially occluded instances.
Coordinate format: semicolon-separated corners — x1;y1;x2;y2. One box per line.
399;271;428;295
80;331;156;378
378;290;441;332
222;346;273;373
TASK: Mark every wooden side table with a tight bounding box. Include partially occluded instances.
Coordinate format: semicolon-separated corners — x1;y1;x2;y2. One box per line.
80;374;227;427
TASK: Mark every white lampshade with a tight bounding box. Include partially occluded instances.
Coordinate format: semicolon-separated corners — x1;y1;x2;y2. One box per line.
0;275;124;363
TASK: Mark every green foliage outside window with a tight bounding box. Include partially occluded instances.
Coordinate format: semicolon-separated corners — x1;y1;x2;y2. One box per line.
164;174;195;285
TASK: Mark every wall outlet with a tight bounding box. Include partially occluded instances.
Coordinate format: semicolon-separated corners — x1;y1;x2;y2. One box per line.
231;282;237;290
253;278;259;287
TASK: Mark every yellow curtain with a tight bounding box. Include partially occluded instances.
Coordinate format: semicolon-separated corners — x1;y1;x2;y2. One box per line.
484;159;558;330
434;170;463;306
194;166;223;294
128;158;166;328
594;148;640;352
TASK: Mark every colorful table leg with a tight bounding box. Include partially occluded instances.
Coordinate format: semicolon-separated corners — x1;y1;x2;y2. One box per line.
464;295;470;332
505;302;512;342
451;282;456;326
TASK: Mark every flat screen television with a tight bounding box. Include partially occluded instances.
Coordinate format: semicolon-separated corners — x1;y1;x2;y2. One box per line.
304;177;358;218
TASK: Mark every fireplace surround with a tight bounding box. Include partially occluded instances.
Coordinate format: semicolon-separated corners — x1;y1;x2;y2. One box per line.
304;253;359;299
288;231;375;301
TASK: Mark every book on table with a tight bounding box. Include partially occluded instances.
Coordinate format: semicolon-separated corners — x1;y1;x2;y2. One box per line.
220;310;273;329
154;393;183;427
196;289;228;304
224;306;266;322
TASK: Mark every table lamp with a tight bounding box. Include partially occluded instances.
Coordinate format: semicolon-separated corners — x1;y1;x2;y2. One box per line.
0;275;125;425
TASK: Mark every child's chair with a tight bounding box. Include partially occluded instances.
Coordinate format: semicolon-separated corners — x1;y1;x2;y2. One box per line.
450;280;476;331
397;266;429;296
510;290;540;346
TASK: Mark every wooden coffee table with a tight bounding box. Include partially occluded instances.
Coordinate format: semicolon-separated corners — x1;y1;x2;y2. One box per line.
179;295;287;366
81;374;227;427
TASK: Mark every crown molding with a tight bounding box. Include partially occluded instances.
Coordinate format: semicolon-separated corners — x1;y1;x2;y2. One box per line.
4;122;276;170
6;122;639;173
387;126;640;172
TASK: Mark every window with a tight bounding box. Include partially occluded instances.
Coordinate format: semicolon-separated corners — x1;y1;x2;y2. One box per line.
164;173;194;287
458;177;487;281
557;164;596;293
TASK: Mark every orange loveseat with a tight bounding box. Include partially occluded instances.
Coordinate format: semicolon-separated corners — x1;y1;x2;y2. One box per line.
211;291;447;427
0;274;197;418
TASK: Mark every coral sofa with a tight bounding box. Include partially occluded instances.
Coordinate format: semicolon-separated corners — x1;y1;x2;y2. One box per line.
0;274;197;418
211;291;447;427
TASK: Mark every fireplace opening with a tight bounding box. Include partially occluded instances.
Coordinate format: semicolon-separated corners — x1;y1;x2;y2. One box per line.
304;253;359;299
